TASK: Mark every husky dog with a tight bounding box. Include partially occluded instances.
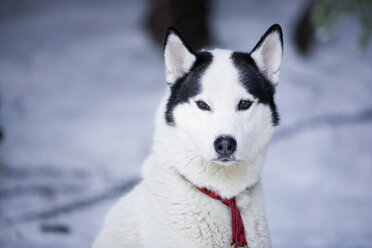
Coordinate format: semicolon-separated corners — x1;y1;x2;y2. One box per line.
93;24;283;248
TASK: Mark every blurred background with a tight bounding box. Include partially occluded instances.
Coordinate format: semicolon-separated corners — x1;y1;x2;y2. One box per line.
0;0;371;247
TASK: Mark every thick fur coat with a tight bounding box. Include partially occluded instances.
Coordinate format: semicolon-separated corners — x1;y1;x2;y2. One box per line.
93;24;283;248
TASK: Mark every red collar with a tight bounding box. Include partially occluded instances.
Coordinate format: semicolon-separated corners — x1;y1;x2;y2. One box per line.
195;186;248;248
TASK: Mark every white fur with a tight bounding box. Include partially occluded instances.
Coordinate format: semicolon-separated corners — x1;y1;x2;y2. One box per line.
93;29;282;248
250;31;282;85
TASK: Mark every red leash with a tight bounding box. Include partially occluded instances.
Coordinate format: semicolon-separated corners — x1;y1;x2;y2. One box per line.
196;187;248;248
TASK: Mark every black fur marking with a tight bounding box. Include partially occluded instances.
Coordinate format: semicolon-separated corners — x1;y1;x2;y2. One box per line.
250;24;283;54
165;51;213;125
164;27;196;57
231;52;280;126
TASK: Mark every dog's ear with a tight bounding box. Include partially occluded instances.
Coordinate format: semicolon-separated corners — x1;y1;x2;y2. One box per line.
250;24;283;85
163;27;196;84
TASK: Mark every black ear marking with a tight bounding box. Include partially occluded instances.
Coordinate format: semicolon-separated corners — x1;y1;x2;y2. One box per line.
163;26;196;55
249;24;284;85
250;24;283;54
163;26;199;84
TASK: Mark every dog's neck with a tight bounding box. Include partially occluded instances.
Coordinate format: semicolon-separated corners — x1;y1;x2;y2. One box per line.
146;122;270;199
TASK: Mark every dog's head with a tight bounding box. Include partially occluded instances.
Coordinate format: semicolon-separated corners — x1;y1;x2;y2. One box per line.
161;25;283;166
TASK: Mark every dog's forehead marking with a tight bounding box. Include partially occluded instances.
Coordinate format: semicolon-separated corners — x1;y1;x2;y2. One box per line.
200;49;279;126
199;49;254;105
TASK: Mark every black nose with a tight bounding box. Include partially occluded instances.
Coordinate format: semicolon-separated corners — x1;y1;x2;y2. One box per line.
214;136;237;156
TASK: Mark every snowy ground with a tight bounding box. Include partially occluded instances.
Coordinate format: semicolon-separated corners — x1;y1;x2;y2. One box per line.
0;0;371;247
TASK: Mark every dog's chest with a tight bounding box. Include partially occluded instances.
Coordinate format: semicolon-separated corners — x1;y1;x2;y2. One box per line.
164;189;251;247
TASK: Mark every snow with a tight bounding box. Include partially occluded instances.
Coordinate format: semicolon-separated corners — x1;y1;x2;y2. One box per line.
0;0;371;247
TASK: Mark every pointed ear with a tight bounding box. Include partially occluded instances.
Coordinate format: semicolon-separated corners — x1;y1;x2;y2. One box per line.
163;27;196;84
250;24;283;85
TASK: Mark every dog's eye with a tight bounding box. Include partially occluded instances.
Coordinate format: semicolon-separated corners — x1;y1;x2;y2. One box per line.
195;100;211;111
238;100;253;111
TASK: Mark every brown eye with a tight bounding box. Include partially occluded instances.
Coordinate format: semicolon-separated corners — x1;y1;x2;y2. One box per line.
196;100;211;111
238;100;252;111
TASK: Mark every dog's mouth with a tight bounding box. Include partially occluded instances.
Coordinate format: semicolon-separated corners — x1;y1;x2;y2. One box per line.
212;156;240;165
